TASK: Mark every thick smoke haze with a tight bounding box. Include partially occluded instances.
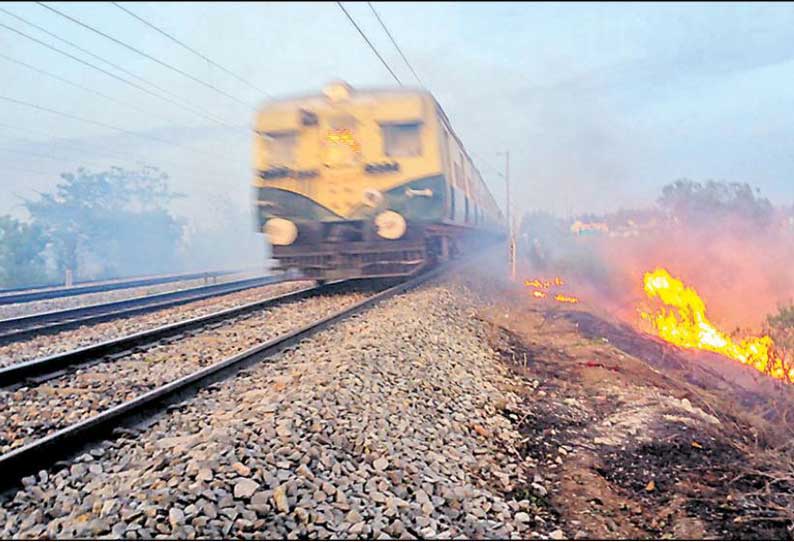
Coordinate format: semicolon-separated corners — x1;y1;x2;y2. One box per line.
3;2;794;225
577;222;794;331
520;183;794;335
2;124;268;280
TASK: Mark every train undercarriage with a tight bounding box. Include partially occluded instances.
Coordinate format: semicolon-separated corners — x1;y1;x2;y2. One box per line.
270;221;498;281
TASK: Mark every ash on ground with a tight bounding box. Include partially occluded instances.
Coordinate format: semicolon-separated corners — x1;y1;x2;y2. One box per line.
470;264;794;540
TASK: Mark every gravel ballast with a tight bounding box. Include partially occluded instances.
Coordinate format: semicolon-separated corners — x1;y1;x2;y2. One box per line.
0;275;545;540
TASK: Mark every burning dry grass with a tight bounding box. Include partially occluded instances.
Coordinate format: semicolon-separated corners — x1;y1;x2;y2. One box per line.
504;183;794;536
640;267;794;384
459;264;794;539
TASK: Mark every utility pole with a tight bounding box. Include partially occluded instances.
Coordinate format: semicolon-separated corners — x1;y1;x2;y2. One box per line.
494;150;515;280
504;150;516;281
505;150;511;235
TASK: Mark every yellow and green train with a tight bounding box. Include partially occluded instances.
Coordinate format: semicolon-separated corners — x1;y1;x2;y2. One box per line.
252;81;505;280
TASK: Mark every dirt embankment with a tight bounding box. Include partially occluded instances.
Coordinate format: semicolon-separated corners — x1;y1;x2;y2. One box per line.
458;269;794;540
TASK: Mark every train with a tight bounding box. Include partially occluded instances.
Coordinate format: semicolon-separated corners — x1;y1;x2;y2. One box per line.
251;81;506;281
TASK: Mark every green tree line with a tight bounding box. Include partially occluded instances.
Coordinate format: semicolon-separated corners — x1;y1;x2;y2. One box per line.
0;166;184;289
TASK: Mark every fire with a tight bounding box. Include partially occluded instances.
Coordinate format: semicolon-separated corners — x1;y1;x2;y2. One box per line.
526;277;579;304
525;277;564;289
554;294;579;304
641;268;794;383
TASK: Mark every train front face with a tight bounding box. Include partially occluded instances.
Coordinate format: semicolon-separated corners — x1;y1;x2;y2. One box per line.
252;82;446;281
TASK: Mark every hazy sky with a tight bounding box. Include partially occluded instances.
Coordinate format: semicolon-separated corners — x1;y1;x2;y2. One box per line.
2;1;793;223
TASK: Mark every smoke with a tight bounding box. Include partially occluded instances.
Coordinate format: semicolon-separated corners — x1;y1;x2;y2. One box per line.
177;189;270;273
2;121;272;281
521;180;794;333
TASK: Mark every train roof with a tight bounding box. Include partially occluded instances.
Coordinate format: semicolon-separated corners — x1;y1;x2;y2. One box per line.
256;83;432;111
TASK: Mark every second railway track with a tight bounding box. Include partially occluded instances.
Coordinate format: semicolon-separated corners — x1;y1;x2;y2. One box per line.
0;281;329;387
0;265;447;490
0;269;244;305
0;280;369;458
0;275;281;344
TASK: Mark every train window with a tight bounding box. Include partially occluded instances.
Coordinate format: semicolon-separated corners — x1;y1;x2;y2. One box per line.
382;122;422;157
263;131;297;164
456;152;466;189
464;197;469;223
439;130;447;162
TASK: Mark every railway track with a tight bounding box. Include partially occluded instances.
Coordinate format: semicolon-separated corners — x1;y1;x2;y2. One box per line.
0;275;281;344
0;269;245;305
0;281;326;387
0;265;446;490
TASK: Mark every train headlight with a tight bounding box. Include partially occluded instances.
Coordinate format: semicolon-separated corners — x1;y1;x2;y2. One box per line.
264;218;298;246
374;210;406;240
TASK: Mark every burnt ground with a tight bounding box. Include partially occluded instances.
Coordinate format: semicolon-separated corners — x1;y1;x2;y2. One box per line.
456;269;794;540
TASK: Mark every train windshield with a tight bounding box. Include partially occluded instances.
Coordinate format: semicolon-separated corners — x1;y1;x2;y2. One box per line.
263;131;298;165
382;122;422;157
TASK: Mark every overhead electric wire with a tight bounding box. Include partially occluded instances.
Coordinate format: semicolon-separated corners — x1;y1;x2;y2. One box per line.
0;122;143;164
0;52;182;127
0;133;228;180
37;2;256;109
0;145;113;170
0;95;238;170
336;2;402;86
336;5;501;210
110;1;270;98
0;21;241;132
0;121;196;168
469;150;504;178
0;7;244;131
367;2;423;87
5;163;52;176
0;122;237;178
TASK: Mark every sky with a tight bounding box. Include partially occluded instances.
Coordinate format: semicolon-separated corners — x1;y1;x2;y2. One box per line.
2;1;794;227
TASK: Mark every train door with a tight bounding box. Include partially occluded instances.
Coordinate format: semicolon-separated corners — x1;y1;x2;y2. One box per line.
453;159;463;222
322;114;361;217
464;194;469;224
440;126;455;221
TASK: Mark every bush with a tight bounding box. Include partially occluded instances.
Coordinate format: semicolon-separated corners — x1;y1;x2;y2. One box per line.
0;215;49;288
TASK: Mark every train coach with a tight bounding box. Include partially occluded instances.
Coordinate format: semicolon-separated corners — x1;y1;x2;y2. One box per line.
252;81;505;281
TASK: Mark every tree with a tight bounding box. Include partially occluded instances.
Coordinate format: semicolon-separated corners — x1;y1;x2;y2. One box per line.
657;179;774;228
24;166;185;279
0;215;49;288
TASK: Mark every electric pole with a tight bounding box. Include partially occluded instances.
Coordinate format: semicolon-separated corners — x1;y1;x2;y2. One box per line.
505;150;510;234
494;150;515;280
504;150;516;281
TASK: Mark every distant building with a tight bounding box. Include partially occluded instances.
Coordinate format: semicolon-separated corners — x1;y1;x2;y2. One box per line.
570;220;609;236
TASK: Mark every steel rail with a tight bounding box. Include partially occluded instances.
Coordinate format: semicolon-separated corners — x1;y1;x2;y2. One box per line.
0;263;448;490
0;269;246;305
0;282;327;387
0;275;281;344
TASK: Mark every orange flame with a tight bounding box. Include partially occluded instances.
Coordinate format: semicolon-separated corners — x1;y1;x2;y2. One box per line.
526;277;579;304
641;268;794;383
554;294;579;304
525;277;565;289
